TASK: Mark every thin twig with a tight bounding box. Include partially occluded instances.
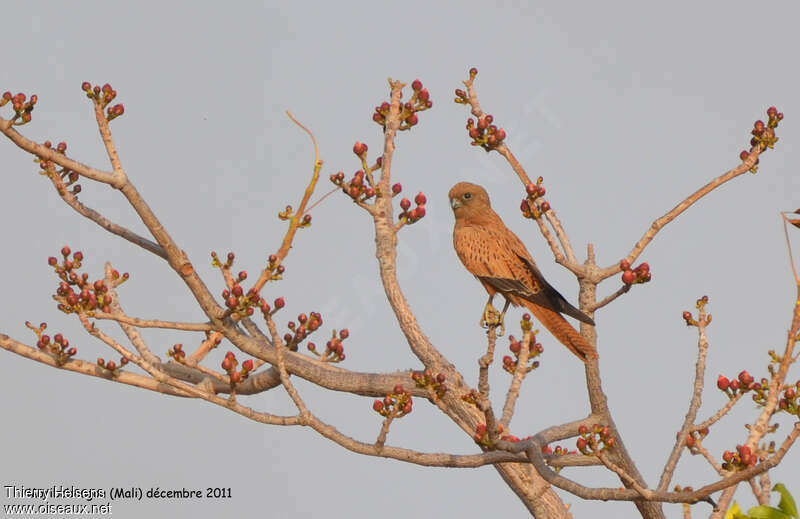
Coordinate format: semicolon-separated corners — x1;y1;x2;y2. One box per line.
500;330;531;428
658;302;711;491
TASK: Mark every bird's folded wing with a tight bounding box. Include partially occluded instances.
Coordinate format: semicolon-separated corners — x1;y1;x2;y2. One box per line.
515;255;595;325
479;273;594;325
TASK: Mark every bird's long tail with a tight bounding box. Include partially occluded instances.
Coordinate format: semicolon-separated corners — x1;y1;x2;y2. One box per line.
525;302;598;362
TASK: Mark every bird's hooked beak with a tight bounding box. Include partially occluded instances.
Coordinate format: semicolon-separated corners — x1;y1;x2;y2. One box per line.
450;197;462;210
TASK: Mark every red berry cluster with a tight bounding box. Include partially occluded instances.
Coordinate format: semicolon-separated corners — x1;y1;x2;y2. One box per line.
721;444;757;471
217;264;265;317
1;91;37;124
398;192;427;225
465;113;507;151
280;311;323;352
50;247;127;315
307;327;347;362
778;381;800;415
25;321;76;365
330;170;376;202
210;252;284;319
37;140;82;195
372;384;413;417
716;370;762;400
461;388;480;407
677;427;709;453
167;343;187;362
96;356;128;372
738;106;784;173
543;444;576;455
619;259;651;285
683;295;712;327
519;177;550;219
411;369;448;398
81;82;124;121
453;67;479;104
353;141;368;157
502;332;543;374
221;351;254;385
576;423;615;454
372;78;432;130
473;422;507;446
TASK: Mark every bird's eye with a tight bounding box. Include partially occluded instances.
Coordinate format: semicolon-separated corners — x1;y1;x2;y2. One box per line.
463;193;472;200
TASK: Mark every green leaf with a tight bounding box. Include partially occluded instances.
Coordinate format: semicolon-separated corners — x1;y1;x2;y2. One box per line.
773;484;799;518
726;502;747;519
747;505;793;519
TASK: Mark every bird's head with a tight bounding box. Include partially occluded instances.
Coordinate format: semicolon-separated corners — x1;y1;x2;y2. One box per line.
448;182;492;220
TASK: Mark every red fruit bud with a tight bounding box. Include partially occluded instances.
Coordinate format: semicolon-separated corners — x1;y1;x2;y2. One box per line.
222;358;232;371
242;359;253;371
576;437;588;450
411;79;422;91
61;246;71;257
683;311;692;320
402;402;412;414
469;67;478;76
372;113;383;123
621;271;636;284
339;329;349;339
722;450;733;462
415;206;426;218
729;379;740;390
418;89;429;102
400;198;411;211
495;128;506;141
230;371;241;383
436;373;446;383
393;384;404;394
353;141;367;155
738;370;753;385
578;424;588;435
274;297;285;309
526;183;537;195
522;313;531;321
392;183;402;194
685;435;695;448
767;106;777;117
414;192;427;205
540;201;550;212
406;113;418;126
373;400;384;412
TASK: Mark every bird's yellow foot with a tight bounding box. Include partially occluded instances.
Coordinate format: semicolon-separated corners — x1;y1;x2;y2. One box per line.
481;303;506;336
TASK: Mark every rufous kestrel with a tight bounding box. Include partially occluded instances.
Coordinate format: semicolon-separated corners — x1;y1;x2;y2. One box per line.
449;182;597;362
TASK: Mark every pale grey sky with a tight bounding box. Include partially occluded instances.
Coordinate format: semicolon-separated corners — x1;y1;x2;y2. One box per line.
2;2;799;518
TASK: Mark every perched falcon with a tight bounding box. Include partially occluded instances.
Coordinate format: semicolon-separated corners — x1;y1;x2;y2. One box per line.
449;182;597;362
